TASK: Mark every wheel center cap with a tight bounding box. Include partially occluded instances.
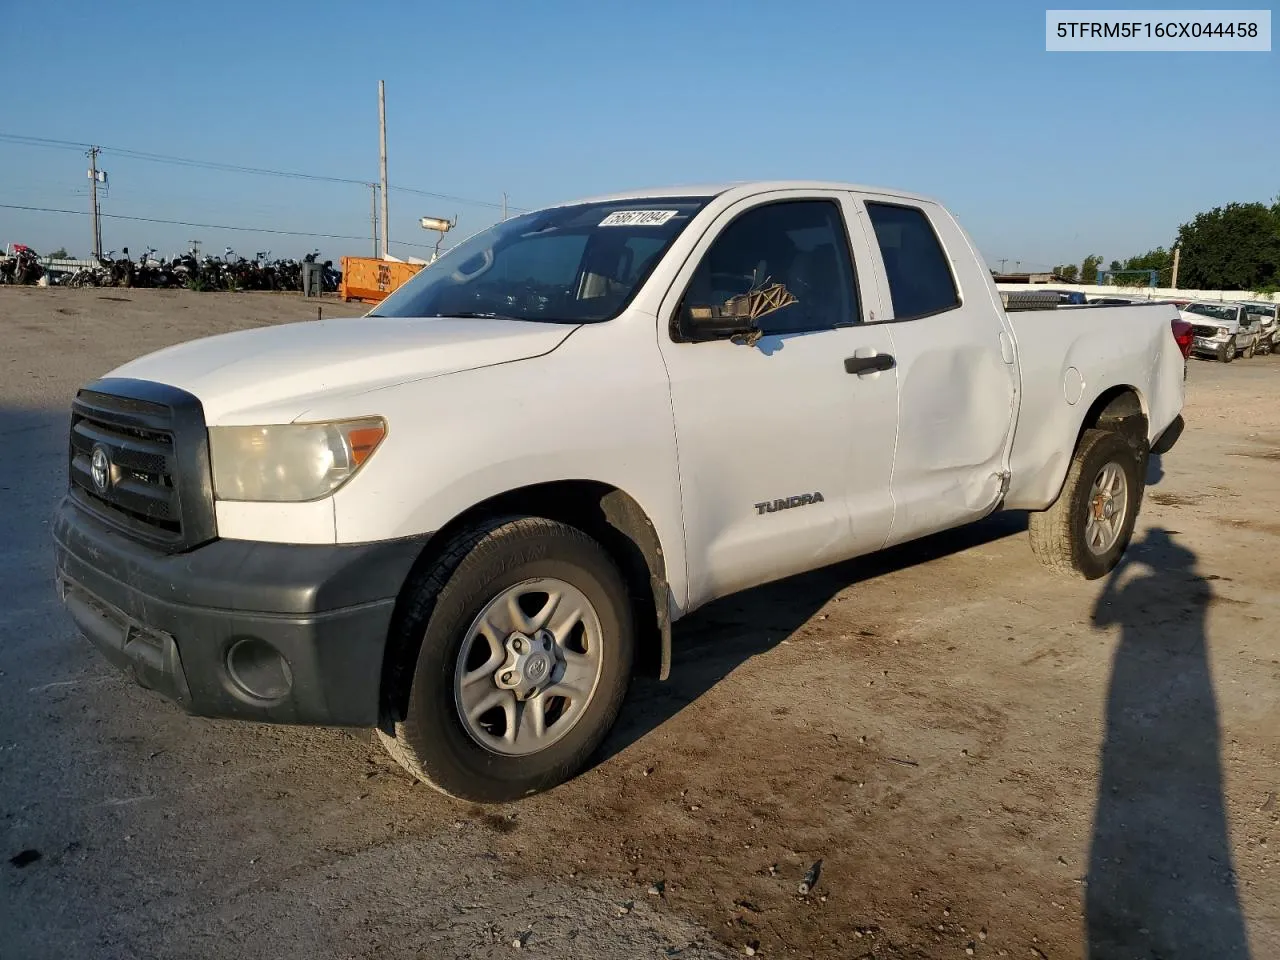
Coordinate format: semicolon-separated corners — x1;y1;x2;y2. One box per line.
524;654;550;683
1102;499;1115;519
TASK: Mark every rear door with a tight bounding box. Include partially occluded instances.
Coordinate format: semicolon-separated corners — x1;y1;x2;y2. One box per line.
657;190;899;608
850;193;1019;546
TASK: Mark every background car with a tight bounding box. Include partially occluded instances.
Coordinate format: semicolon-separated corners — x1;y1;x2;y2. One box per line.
1242;301;1279;355
1180;301;1260;362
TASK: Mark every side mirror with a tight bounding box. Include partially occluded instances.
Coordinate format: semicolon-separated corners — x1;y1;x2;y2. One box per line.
680;303;760;344
677;281;797;345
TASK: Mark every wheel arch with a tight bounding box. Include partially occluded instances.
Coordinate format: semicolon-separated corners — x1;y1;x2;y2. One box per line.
377;479;671;729
1075;384;1149;451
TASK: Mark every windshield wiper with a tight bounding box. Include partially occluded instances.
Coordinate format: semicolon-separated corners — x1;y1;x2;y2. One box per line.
439;311;527;321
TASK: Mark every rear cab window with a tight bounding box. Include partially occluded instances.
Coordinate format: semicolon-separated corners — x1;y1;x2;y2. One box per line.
865;202;961;321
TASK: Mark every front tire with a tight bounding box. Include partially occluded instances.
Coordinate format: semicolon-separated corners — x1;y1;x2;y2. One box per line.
1028;428;1145;580
379;517;635;803
1243;340;1256;360
1219;338;1235;363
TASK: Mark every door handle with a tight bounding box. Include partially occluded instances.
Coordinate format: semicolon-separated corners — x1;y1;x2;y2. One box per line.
844;353;895;374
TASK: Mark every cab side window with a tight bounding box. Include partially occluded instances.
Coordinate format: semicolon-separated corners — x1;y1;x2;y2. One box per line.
865;202;961;321
679;200;860;338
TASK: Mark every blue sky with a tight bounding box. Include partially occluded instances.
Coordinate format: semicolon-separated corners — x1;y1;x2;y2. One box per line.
1;1;1275;270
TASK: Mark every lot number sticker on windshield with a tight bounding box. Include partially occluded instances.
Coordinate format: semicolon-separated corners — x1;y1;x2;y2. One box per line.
599;210;679;227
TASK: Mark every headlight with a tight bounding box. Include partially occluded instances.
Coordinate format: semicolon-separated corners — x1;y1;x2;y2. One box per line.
209;417;386;502
1218;326;1230;337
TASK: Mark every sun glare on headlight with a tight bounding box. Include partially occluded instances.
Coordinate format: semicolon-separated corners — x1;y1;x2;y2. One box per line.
209;417;386;502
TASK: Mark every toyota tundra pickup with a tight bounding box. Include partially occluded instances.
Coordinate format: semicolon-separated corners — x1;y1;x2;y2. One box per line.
52;180;1188;803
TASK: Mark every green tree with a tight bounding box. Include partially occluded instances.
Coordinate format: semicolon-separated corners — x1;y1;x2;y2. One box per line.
1054;263;1080;282
47;247;70;259
1120;247;1174;287
1081;254;1103;284
1175;201;1280;289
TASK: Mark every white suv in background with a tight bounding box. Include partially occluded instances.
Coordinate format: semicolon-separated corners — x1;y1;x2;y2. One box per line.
1242;301;1279;355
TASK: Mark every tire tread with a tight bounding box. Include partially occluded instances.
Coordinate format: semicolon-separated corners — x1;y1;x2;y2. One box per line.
1028;428;1143;579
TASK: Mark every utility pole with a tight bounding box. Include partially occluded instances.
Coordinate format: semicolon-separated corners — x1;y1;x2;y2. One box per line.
1170;246;1180;289
997;258;1008;272
189;240;201;257
87;146;102;259
370;183;379;257
1014;260;1021;272
502;192;508;221
378;80;390;259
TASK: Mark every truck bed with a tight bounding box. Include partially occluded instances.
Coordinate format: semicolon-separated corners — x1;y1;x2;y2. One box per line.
1001;301;1185;511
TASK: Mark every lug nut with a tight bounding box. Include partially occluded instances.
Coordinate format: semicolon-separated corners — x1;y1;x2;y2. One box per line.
512;638;525;653
501;671;515;684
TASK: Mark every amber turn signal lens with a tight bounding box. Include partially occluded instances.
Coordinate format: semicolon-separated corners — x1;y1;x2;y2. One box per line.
347;425;386;465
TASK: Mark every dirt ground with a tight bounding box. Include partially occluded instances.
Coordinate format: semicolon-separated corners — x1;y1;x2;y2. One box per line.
2;287;1277;960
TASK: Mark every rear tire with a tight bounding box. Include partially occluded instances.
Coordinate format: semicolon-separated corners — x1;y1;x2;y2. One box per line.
1243;340;1256;360
1028;428;1145;580
378;516;635;803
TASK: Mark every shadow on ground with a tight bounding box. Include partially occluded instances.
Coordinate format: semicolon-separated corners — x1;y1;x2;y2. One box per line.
1086;525;1251;959
603;452;1169;762
599;509;1030;762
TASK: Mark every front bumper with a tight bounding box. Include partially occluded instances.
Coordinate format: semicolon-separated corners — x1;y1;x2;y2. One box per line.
52;496;430;726
1190;336;1231;357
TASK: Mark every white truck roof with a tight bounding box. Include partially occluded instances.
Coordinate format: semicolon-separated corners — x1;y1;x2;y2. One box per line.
555;179;943;209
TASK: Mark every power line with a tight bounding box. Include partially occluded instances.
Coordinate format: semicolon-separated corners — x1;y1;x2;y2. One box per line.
0;133;92;151
0;202;442;251
0;131;530;212
0;132;362;183
108;146;370;186
391;184;522;211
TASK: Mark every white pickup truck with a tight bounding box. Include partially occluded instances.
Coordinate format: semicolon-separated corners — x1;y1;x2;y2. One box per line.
1182;300;1262;361
53;180;1188;803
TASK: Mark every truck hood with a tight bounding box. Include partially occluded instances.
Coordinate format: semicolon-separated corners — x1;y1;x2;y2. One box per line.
1179;311;1239;333
105;316;579;423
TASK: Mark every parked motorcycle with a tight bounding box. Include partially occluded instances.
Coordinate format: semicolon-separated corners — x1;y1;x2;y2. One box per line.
98;248;136;288
130;248;178;289
31;243;341;293
0;245;45;285
64;263;106;288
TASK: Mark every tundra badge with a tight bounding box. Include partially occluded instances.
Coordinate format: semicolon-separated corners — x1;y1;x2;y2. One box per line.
754;492;824;515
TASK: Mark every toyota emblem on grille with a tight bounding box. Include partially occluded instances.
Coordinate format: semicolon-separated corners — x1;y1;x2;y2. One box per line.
90;445;111;493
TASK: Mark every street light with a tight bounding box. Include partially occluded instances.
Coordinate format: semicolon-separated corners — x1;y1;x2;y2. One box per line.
420;215;456;262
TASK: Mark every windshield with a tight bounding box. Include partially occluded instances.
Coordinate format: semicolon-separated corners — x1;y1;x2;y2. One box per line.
1186;303;1236;322
370;197;711;323
1245;303;1277;319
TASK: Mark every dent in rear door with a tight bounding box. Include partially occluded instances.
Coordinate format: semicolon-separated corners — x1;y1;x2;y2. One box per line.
852;195;1018;546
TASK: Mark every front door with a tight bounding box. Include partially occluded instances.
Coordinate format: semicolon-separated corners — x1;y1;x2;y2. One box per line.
657;191;899;609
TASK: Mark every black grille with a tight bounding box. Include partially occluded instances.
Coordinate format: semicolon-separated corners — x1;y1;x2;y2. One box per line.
1191;324;1218;338
67;378;217;552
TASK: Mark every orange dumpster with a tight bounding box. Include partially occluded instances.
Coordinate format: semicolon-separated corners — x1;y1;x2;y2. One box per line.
339;256;424;304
